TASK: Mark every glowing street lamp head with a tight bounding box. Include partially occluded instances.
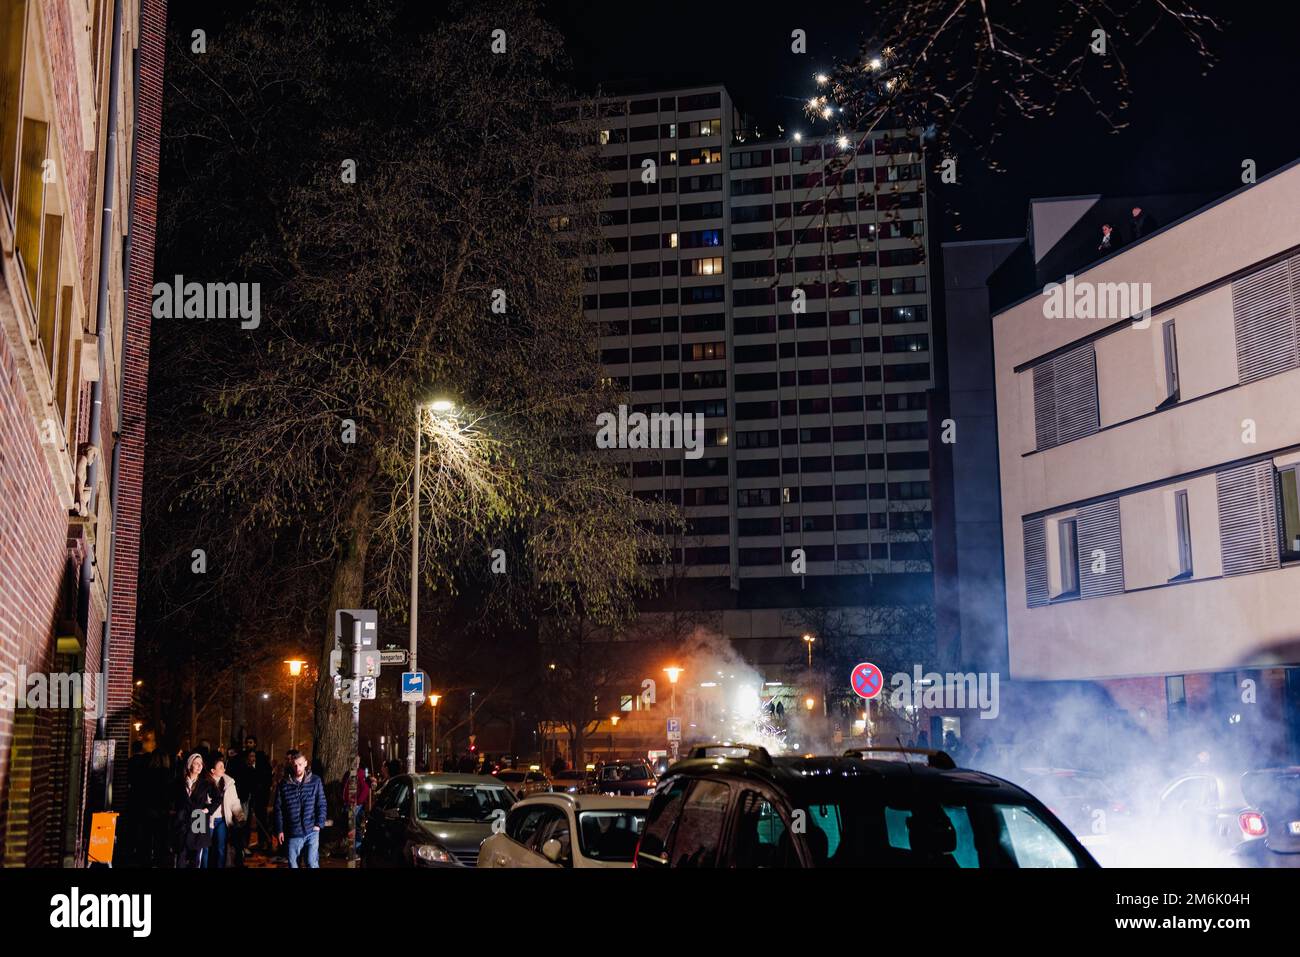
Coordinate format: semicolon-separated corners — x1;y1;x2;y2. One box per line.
793;132;803;142
802;633;815;644
285;659;307;677
663;666;683;684
428;693;441;707
609;715;620;726
804;696;816;711
429;398;456;414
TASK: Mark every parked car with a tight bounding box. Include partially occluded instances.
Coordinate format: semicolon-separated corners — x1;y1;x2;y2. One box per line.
551;769;595;794
495;768;552;799
1158;766;1300;866
478;793;649;868
361;773;515;867
594;759;658;797
635;743;1099;868
1017;768;1132;849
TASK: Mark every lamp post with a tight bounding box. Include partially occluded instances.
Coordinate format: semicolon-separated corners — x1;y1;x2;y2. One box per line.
802;633;816;669
663;666;682;714
409;398;456;773
284;659;307;749
428;693;441;771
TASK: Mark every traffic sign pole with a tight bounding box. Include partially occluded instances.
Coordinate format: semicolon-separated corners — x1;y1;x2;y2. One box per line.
408;410;420;774
348;620;361;867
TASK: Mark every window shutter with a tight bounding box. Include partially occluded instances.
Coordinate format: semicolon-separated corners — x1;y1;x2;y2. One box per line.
1032;361;1056;450
1032;343;1098;450
1053;344;1099;444
1023;516;1050;608
1232;257;1299;384
1078;500;1124;598
1216;462;1280;576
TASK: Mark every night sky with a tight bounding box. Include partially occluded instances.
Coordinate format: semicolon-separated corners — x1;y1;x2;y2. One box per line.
545;0;1300;240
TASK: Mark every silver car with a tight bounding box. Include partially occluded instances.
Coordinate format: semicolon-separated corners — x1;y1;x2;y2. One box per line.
478;793;648;868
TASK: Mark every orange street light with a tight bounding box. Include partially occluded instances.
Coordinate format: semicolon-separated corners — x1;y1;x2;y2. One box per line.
610;715;620;727
285;659;308;749
663;666;683;714
804;696;816;712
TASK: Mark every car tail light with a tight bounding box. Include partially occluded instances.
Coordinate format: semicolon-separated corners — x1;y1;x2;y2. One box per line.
1239;811;1267;837
1111;801;1127;814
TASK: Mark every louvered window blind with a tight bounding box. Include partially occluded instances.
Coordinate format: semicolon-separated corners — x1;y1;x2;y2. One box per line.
1216;462;1281;576
1232;255;1300;384
1032;343;1099;450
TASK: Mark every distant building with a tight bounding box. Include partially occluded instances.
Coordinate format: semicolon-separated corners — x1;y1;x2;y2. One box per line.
580;85;938;687
0;0;166;864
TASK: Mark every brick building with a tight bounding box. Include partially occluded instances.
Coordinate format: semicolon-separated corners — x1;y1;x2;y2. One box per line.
0;0;165;866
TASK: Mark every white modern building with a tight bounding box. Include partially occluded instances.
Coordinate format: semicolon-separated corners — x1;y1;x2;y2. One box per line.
992;161;1300;749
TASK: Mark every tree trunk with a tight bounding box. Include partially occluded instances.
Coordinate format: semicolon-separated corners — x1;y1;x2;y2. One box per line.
311;458;378;795
232;665;246;749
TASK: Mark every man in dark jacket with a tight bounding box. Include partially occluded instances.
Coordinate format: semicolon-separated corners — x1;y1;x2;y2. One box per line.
274;752;328;868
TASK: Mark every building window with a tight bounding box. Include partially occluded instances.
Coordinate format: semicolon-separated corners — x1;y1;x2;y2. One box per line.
1161;320;1180;406
1054;518;1080;600
1032;342;1099;450
1280;466;1300;562
1173;489;1193;579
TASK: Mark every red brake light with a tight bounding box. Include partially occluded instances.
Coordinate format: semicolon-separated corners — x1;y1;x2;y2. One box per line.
1239;811;1267;837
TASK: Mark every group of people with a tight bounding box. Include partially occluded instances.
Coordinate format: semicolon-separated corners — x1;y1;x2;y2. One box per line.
127;735;340;868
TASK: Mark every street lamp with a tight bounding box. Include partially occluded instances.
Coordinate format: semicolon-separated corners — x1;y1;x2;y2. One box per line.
663;666;682;713
428;693;441;771
609;714;620;727
802;633;816;668
284;659;307;749
804;696;816;712
409;397;457;772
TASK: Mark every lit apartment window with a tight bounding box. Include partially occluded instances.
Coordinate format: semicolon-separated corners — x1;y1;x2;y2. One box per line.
1055;518;1080;600
598;129;611;145
1280;466;1300;561
667;232;678;248
1173;489;1193;579
1160;320;1180;406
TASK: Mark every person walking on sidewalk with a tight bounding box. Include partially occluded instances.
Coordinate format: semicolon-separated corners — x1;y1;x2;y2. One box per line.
205;755;244;868
173;752;216;868
274;752;327;868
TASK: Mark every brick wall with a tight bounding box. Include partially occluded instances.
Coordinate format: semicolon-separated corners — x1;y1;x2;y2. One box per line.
106;0;166;823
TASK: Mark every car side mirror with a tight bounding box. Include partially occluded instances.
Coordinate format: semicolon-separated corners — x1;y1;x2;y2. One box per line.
541;838;563;863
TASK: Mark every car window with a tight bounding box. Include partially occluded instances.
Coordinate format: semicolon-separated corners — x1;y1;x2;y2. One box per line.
416;783;513;822
506;806;549;845
1164;776;1217;812
732;791;800;867
883;804;979;868
994;804;1081;868
577;810;645;862
378;778;409;812
530;807;572;864
669;780;731;868
638;778;691;867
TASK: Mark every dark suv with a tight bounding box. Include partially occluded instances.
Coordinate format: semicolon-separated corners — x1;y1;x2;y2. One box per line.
635;744;1099;868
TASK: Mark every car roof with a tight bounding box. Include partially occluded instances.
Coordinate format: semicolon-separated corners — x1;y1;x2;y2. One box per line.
515;793;650;812
408;773;510;786
663;753;1031;801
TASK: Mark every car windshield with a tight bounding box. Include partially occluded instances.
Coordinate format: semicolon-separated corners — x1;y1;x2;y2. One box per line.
599;764;650;781
415;783;513;822
577;810;646;861
496;771;525;782
743;793;1084;868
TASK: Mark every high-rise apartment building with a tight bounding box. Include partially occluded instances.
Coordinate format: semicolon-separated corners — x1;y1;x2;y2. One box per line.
583;85;937;674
